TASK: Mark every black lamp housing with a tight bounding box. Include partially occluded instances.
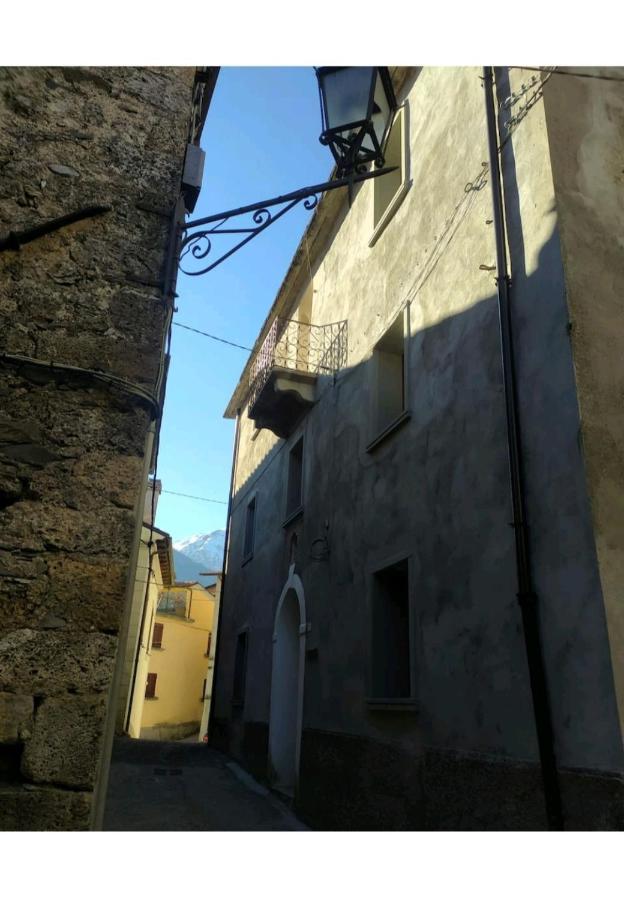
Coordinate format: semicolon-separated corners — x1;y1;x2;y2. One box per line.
315;66;397;178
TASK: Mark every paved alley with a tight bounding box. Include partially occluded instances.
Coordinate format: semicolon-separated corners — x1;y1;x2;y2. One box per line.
103;737;307;831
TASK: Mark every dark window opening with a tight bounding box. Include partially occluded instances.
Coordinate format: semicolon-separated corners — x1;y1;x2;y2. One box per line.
232;631;248;707
152;622;164;649
286;437;304;518
201;678;207;701
145;672;158;699
371;558;411;699
205;631;212;657
243;497;256;560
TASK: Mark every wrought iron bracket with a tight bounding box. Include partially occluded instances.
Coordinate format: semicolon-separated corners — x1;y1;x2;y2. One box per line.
178;167;397;276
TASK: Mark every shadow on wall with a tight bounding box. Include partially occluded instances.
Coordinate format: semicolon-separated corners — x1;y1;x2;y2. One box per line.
218;217;622;771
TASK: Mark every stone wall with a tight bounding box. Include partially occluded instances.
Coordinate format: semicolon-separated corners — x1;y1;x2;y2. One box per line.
0;66;199;829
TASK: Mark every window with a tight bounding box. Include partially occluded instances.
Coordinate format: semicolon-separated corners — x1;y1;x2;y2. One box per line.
370;104;409;245
285;436;304;521
205;631;212;657
201;678;207;701
243;496;256;561
369;309;409;444
151;622;164;649
145;672;158;699
370;558;411;700
232;631;248;707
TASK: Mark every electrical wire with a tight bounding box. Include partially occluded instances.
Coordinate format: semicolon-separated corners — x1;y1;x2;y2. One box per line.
512;66;624;83
172;321;252;351
161;489;228;505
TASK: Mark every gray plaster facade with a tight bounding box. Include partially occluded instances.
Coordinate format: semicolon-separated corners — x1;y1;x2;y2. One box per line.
213;66;624;829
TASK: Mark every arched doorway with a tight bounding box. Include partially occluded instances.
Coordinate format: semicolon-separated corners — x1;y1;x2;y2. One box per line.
268;566;306;796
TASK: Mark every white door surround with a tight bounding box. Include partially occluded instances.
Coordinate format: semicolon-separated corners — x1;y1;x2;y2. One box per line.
268;564;306;795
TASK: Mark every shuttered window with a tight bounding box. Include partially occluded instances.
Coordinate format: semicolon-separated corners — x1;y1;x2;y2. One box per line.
152;623;164;649
145;673;158;699
205;631;212;657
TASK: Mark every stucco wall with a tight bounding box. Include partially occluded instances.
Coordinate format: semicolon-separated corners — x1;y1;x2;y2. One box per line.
0;66;198;829
214;67;623;827
140;589;213;738
541;67;624;755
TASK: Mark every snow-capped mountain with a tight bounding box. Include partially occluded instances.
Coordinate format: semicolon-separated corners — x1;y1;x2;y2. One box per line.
172;530;225;586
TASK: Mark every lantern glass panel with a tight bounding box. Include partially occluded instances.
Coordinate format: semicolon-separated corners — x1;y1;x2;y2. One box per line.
361;70;394;155
321;67;374;131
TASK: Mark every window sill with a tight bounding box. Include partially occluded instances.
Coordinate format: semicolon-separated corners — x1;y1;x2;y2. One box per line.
145;696;159;701
366;410;411;453
241;552;254;567
368;179;412;248
151;646;164;651
282;505;303;528
366;697;417;712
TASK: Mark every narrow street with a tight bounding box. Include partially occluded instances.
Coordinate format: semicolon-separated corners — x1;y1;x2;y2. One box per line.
103;737;307;831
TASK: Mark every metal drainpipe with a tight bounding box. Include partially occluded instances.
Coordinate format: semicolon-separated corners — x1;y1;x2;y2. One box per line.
483;66;564;830
206;407;242;741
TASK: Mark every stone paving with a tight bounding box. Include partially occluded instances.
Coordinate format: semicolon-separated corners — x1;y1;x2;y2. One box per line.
103;737;307;831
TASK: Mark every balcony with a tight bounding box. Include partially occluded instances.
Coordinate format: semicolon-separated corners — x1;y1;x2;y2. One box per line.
248;316;348;438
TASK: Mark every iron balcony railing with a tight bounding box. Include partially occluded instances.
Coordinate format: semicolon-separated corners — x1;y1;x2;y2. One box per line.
248;317;348;413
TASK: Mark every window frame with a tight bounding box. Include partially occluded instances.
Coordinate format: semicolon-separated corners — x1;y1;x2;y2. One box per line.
366;305;411;451
366;550;417;710
369;103;410;247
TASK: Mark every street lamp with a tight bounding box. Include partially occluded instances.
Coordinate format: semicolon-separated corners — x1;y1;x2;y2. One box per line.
316;66;396;177
179;67;398;277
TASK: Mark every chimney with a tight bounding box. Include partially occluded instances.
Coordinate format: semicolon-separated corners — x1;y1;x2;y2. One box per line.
144;479;162;524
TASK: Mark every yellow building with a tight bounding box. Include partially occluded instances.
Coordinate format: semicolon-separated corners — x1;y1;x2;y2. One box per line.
139;581;216;741
117;519;175;738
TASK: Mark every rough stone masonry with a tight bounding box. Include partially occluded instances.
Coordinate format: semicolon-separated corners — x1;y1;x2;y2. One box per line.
0;66;207;829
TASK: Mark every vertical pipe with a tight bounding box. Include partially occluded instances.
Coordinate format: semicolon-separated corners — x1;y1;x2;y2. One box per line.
483;66;564;830
207;408;242;741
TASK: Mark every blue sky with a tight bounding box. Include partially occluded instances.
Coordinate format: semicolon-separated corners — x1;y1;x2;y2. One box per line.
155;68;332;543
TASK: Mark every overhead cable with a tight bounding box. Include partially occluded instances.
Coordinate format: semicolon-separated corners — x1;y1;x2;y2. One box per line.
173;321;252;351
161;489;228;505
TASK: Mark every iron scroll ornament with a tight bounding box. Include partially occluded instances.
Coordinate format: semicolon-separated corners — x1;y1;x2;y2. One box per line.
178;167;397;277
180;193;319;277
